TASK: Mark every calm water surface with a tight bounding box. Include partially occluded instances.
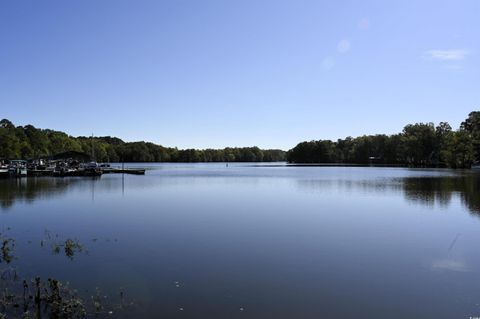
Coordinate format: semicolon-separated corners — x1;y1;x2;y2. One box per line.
2;163;480;318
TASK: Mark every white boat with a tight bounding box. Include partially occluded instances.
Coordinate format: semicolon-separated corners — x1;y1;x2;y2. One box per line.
8;166;27;177
79;162;102;176
8;160;27;177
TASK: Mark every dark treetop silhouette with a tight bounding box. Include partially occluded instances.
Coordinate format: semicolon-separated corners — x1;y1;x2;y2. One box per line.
287;111;480;168
1;111;479;167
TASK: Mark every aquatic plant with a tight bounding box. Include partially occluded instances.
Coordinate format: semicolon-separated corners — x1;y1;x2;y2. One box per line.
64;239;83;260
41;231;86;260
0;275;86;318
0;268;18;282
0;229;136;318
0;238;14;264
0;269;135;318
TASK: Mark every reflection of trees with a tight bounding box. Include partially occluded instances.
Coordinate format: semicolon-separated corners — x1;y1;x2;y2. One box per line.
296;173;480;216
4;172;480;216
0;178;73;209
401;174;480;215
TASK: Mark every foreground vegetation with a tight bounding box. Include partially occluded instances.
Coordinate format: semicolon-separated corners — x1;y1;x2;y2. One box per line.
0;119;285;163
0;229;134;318
287;111;480;168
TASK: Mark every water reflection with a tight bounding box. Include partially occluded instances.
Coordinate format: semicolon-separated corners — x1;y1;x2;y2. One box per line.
2;167;480;318
297;172;480;215
2;169;480;216
0;178;73;209
401;174;480;215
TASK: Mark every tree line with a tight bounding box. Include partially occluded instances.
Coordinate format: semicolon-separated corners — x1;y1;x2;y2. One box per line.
2;111;480;167
0;119;286;162
287;111;480;168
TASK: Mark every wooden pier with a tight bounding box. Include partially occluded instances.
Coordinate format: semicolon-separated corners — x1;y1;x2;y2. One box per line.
24;167;146;177
1;158;146;178
101;167;146;175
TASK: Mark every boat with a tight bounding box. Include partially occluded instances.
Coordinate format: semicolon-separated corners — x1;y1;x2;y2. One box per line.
80;162;103;177
8;160;27;177
52;167;78;177
0;167;9;178
51;162;102;177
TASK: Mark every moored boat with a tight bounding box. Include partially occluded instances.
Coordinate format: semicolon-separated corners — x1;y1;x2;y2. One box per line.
0;167;9;178
80;162;103;177
8;160;28;177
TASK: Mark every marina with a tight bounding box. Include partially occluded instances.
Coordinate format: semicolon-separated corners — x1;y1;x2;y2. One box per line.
0;155;145;178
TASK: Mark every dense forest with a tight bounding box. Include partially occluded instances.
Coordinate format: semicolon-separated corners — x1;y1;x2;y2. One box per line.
0;119;286;162
287;111;480;168
1;111;480;167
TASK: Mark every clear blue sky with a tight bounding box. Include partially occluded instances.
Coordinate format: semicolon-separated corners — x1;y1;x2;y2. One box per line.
1;0;479;150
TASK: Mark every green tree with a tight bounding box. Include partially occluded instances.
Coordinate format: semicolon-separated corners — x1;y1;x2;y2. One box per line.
287;140;335;163
460;111;480;162
435;122;453;166
0;126;21;159
402;123;436;166
443;130;474;168
24;125;50;158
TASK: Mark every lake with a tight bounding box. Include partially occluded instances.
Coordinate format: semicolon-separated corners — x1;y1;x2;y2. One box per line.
1;163;480;318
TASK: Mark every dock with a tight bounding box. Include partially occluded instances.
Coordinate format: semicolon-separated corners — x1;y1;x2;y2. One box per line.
1;157;146;178
24;167;146;177
101;167;146;175
27;169;55;177
8;167;146;178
